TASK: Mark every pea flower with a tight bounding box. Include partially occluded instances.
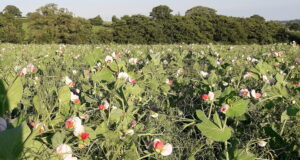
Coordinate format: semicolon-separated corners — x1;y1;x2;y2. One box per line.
125;129;134;136
202;91;214;101
165;79;173;85
27;63;37;73
153;139;173;156
200;71;209;78
129;79;136;84
105;55;113;63
257;140;267;147
273;52;283;57
240;89;250;97
0;117;7;132
56;144;77;160
151;112;159;118
129;58;138;64
30;122;46;133
65;117;82;129
111;52;122;59
220;104;229;113
98;100;110;110
71;92;80;104
80;132;89;140
65;76;75;87
118;72;130;81
19;67;27;76
73;124;85;137
176;68;184;76
251;90;262;99
243;72;253;80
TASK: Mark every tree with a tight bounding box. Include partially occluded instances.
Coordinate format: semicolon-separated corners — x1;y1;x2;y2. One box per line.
2;5;22;17
27;3;92;44
185;6;217;16
150;5;173;20
287;22;300;31
89;15;103;26
250;14;265;21
0;13;24;43
112;15;118;22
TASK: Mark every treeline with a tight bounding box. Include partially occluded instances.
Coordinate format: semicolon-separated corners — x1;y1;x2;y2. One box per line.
0;4;299;44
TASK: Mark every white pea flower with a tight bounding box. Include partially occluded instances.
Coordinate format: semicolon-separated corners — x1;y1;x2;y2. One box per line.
56;144;73;159
73;124;85;137
258;140;267;147
105;55;113;63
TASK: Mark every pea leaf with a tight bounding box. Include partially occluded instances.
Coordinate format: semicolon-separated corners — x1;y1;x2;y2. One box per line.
196;110;231;142
7;77;23;111
226;99;249;118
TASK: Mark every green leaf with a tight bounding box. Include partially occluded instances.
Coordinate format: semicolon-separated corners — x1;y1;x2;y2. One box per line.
95;122;109;135
85;55;96;66
33;95;45;116
226;99;249;118
110;108;124;122
125;85;143;96
108;62;118;72
7;77;23;111
281;110;289;122
275;74;285;85
92;68;115;82
58;86;70;115
213;113;222;128
0;79;8;116
124;143;139;160
287;106;299;116
161;84;171;93
0;125;24;159
196;110;231;142
221;87;234;98
255;61;273;75
51;132;65;148
232;149;256;160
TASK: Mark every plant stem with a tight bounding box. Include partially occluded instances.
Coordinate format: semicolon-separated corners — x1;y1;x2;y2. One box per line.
280;119;287;135
208;102;213;119
137;133;164;137
225;141;229;160
139;153;156;160
223;116;228;129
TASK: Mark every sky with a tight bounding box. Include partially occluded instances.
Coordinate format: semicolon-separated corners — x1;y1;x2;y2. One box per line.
0;0;299;21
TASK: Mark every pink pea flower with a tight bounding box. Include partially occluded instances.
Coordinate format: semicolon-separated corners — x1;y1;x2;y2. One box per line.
251;89;262;99
220;104;229;113
240;89;250;97
153;139;173;156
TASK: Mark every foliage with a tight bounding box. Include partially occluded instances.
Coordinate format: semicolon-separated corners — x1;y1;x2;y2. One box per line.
26;3;93;44
185;6;217;16
0;43;300;160
89;15;103;26
150;5;173;20
0;14;24;43
0;3;295;45
2;5;22;17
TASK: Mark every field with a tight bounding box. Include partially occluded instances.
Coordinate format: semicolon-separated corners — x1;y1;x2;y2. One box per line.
0;43;299;160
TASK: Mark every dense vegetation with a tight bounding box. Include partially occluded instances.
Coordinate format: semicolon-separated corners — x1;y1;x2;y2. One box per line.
0;43;300;159
0;3;299;44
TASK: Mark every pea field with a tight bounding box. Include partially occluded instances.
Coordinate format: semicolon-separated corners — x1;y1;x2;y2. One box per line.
0;43;299;160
